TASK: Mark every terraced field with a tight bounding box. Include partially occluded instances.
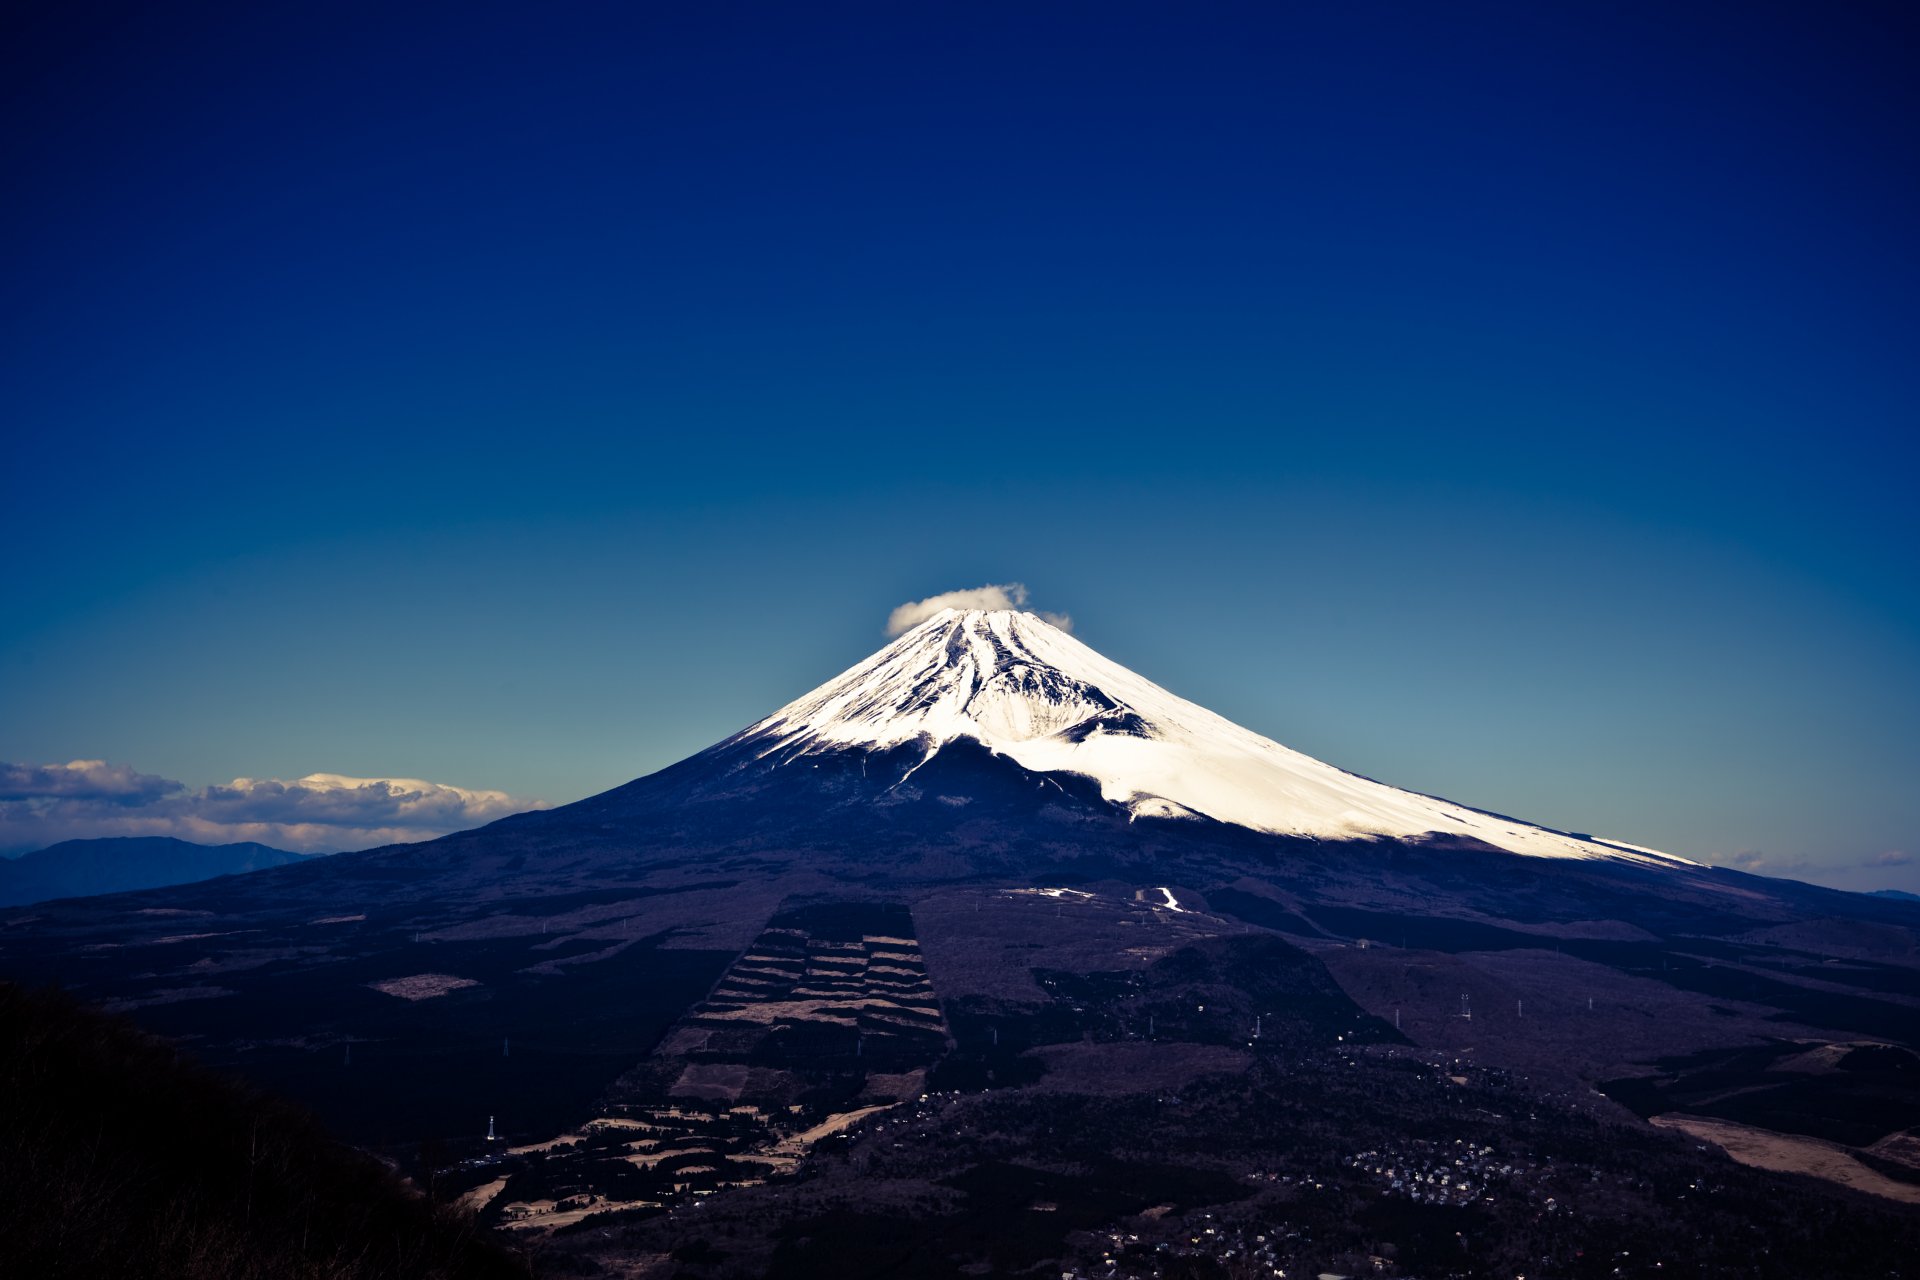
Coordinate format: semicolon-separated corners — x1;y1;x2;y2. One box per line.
456;900;954;1233
677;901;947;1077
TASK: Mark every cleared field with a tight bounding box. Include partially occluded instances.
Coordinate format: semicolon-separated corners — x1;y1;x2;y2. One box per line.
1652;1112;1920;1205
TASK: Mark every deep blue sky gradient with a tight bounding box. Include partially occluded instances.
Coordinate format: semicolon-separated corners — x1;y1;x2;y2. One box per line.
3;2;1915;885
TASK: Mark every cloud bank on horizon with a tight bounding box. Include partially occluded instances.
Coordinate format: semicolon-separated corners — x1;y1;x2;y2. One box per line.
1718;844;1911;884
0;760;542;855
885;583;1072;637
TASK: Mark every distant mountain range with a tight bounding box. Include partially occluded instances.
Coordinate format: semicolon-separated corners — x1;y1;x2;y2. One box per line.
0;836;313;907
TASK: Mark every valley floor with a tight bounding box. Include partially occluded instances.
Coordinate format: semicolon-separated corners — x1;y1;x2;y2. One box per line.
10;852;1920;1278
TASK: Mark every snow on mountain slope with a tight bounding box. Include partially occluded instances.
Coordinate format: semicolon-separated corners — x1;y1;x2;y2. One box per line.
731;608;1694;867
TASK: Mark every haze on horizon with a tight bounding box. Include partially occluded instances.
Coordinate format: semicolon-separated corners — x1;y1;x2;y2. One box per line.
1;3;1914;891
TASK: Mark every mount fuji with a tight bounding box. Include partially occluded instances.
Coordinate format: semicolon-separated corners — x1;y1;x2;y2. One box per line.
4;607;1840;934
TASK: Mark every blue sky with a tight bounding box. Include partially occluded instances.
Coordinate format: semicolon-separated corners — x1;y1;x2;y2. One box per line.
2;2;1914;887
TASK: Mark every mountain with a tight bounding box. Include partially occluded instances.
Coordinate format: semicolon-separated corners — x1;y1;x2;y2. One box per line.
5;608;1899;992
726;607;1688;863
4;610;1919;1276
0;835;311;907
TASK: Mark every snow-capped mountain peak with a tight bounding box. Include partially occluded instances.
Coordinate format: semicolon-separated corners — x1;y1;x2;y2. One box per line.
732;608;1691;866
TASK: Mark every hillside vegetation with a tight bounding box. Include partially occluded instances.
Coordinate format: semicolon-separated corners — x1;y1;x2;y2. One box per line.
0;982;529;1279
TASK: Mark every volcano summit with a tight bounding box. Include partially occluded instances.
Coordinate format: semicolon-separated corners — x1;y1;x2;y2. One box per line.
728;607;1686;865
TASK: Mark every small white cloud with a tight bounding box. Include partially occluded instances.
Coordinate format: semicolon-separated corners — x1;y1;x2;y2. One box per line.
885;583;1072;637
887;583;1028;635
0;759;544;855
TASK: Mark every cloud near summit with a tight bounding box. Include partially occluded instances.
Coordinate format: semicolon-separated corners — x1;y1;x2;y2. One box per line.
885;584;1072;636
0;760;543;855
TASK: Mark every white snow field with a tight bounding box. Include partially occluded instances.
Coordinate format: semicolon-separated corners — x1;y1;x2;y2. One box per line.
733;609;1693;867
